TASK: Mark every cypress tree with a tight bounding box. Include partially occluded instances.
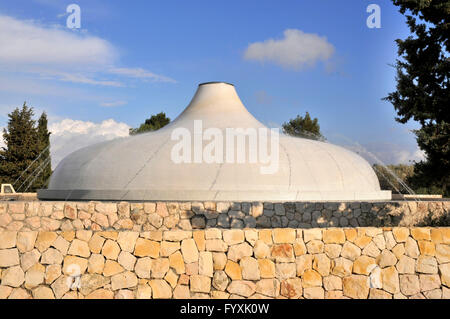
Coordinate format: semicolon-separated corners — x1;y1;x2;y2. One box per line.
35;112;52;189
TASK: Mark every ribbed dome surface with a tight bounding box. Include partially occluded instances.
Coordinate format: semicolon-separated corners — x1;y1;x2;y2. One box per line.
38;82;391;201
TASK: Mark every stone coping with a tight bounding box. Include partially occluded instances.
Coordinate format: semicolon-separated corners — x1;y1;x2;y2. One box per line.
37;189;392;201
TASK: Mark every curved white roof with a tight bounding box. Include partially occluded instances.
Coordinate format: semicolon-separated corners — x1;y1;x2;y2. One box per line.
38;82;391;201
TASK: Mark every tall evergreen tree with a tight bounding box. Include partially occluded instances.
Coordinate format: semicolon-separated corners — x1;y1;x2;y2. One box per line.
0;103;39;188
0;103;51;191
282;112;325;141
384;0;449;196
35;112;52;189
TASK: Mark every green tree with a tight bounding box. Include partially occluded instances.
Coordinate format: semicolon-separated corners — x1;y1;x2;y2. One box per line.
0;103;52;192
129;112;171;135
384;0;449;196
34;112;52;189
0;103;39;188
282;112;325;140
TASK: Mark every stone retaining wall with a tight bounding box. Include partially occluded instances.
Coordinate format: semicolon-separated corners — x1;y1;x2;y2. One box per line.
0;227;449;299
0;200;449;232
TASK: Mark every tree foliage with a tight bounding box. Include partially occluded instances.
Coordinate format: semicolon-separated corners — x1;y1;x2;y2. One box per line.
34;112;52;189
282;112;325;141
0;103;52;191
384;0;449;196
129;112;171;135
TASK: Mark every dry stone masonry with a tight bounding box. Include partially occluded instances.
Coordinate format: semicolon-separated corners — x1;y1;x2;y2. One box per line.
0;227;449;299
0;201;449;232
1;200;449;299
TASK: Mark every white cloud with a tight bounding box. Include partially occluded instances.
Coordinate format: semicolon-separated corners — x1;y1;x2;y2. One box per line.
0;75;104;98
59;73;123;87
244;29;335;70
412;147;426;162
0;118;130;167
339;142;426;165
369;143;425;165
109;68;177;83
36;70;125;87
0;15;175;87
49;118;130;167
0;15;117;67
100;100;128;107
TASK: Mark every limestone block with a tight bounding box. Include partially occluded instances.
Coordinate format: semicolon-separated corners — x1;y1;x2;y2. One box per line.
16;231;38;253
341;242;361;261
312;253;331;277
181;239;199;264
303;287;325;299
0;248;19;267
198;251;213;277
399;274;420;296
1;266;25;287
149;279;172;298
135;257;152;279
227;242;252;262
323;229;345;244
212;271;229;291
240;257;260;281
223;230;245;245
111;271;138;290
353;256;376;275
224;260;242;280
190;275;211;293
102;260;124;277
134;238;159;258
68;239;90;258
0;231;17;249
227;280;256;297
343;275;370;299
270;244;295;263
301;269;322;289
381;266;400;294
117;232;139;253
416;256;438;274
272;228;296;244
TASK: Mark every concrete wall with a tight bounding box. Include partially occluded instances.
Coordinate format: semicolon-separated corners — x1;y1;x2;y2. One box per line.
0;227;449;299
0;200;449;232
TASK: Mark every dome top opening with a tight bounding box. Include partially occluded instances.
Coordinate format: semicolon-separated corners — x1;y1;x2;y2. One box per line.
199;81;234;86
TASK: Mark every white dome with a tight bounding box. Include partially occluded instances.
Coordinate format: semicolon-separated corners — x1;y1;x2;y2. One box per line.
38;82;391;201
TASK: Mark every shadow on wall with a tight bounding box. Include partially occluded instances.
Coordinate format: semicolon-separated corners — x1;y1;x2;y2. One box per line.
416;209;450;227
126;201;450;231
0;201;449;232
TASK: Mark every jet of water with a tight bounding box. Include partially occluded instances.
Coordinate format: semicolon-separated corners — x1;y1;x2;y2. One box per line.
16;151;51;192
324;133;418;201
23;157;51;193
12;145;50;188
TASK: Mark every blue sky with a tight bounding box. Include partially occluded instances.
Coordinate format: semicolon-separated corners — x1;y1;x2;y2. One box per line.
0;0;424;166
